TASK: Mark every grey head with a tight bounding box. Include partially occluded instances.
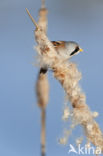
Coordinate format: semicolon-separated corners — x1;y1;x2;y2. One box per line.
65;41;83;57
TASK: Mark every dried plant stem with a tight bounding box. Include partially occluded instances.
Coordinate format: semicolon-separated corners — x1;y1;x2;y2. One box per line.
37;4;48;156
37;72;48;156
53;64;103;151
26;8;39;29
26;6;48;155
34;27;103;151
41;108;46;156
36;71;49;156
41;0;45;8
36;1;48;155
36;72;48;156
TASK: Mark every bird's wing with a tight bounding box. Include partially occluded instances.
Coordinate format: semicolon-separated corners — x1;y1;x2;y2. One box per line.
51;41;65;50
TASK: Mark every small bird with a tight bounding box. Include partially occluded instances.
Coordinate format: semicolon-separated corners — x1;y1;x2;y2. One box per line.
40;41;83;74
25;10;83;61
51;41;83;60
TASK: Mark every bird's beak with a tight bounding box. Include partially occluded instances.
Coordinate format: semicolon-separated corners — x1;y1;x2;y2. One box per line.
79;48;83;52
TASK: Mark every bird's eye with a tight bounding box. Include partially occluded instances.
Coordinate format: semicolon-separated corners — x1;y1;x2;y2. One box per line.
70;47;79;56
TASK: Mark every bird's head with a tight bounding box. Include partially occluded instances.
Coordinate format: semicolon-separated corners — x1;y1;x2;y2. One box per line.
65;41;83;57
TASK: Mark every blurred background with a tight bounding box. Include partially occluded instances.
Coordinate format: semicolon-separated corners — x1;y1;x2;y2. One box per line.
0;0;103;155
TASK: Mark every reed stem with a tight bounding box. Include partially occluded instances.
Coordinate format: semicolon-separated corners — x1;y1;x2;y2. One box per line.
41;108;46;156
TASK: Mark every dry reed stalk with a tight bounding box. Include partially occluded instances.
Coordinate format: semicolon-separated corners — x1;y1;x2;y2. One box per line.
26;3;48;155
35;28;103;151
41;0;46;9
53;63;103;151
36;69;49;156
26;4;103;154
36;1;48;156
41;108;46;156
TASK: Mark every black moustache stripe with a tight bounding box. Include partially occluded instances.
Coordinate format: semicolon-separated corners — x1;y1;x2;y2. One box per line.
70;47;79;56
